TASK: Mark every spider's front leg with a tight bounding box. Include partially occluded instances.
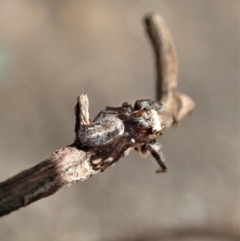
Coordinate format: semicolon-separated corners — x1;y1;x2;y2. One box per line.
144;143;167;173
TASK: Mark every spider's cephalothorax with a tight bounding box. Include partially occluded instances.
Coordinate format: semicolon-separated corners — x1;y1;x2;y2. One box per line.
75;99;166;173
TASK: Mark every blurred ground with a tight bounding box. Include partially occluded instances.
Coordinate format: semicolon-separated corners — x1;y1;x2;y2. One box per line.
0;1;239;241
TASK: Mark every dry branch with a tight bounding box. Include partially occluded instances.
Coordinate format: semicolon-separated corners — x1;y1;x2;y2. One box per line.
144;13;195;127
0;13;195;217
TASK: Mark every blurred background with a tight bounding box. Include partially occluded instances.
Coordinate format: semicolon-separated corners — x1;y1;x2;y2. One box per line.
0;1;239;241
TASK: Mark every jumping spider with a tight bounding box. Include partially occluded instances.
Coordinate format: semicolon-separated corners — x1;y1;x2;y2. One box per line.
75;99;166;173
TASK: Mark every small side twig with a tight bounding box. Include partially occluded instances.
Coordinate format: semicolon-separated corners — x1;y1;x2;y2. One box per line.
144;13;195;127
144;13;178;100
0;13;195;217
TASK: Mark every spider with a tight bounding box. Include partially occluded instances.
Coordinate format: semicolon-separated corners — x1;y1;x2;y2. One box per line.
75;99;166;173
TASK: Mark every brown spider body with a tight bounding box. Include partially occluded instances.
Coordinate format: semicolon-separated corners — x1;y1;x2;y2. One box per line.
76;99;167;173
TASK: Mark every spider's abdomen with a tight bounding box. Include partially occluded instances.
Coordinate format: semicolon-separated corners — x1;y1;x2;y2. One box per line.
79;116;124;147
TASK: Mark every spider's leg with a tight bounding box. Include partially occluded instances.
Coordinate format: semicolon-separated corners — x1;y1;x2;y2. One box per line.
105;106;133;116
100;137;135;172
135;138;156;155
137;144;148;156
145;143;167;173
92;109;111;122
122;102;134;111
92;106;131;122
100;143;133;172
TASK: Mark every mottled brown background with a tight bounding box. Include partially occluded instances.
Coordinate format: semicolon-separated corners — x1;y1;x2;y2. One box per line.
0;1;239;241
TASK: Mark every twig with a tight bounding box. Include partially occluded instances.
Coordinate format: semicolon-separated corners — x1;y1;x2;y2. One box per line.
0;94;100;217
144;13;195;127
0;13;195;217
144;13;178;100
